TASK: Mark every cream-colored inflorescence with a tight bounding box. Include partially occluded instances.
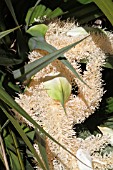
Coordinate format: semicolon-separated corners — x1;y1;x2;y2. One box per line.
15;20;113;169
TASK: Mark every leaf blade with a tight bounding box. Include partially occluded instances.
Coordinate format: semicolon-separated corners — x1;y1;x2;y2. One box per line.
0;26;20;40
43;77;71;114
0;104;47;170
13;36;89;87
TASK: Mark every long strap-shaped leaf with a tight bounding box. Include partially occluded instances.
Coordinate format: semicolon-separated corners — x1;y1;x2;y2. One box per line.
0;104;47;170
0;87;92;169
13;36;89;87
93;0;113;26
25;0;42;30
28;38;90;88
9;129;25;170
36;131;50;170
4;0;19;26
0;26;20;40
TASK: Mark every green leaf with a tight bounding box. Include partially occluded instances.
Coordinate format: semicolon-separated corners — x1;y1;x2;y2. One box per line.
43;77;71;114
4;0;28;60
47;7;64;19
93;0;113;26
25;4;63;26
9;129;25;170
26;131;35;141
0;105;47;170
4;134;15;152
27;24;48;37
25;159;34;170
25;0;42;29
16;31;29;61
104;55;113;69
13;36;89;87
36;131;50;170
8;151;21;170
0;87;84;166
63;1;103;24
0;26;20;40
106;97;113;114
0;49;22;66
28;37;90;87
8;82;22;93
77;0;93;4
4;0;19;25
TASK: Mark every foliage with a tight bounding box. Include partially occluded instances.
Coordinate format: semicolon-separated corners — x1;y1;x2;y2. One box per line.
0;0;89;169
60;0;103;24
77;0;113;26
25;4;63;26
43;77;71;114
0;0;113;169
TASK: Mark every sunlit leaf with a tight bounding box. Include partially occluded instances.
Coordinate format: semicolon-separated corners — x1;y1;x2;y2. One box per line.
43;77;71;114
25;0;41;29
25;4;63;26
8;151;21;170
48;7;63;19
27;24;48;37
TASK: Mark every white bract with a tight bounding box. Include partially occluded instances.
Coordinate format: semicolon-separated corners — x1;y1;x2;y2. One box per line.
67;27;89;37
76;149;93;170
98;126;113;145
43;76;71;114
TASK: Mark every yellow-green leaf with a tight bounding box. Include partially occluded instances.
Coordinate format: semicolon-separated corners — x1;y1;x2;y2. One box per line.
43;77;71;114
26;24;48;37
93;0;113;26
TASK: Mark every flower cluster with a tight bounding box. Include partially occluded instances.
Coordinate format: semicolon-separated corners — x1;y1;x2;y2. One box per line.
15;20;113;169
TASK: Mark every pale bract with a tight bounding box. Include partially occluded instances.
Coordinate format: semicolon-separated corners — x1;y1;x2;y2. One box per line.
43;76;71;114
98;126;113;146
76;149;93;170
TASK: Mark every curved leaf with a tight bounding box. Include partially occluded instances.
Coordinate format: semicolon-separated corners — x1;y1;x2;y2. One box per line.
77;0;93;4
43;77;71;114
27;24;48;37
13;36;89;88
0;105;47;170
4;0;19;26
25;4;63;26
0;86;87;167
0;26;20;40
